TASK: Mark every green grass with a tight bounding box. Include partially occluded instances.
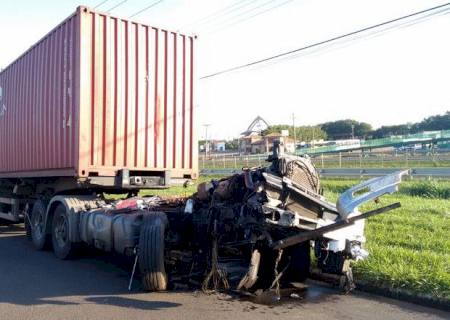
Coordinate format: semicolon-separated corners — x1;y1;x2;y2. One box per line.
142;176;450;301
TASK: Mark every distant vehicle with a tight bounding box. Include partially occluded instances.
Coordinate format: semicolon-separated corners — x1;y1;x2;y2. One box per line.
395;144;421;152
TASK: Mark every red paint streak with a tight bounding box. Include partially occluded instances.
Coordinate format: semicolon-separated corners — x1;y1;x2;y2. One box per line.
189;37;194;169
153;29;159;167
113;18;118;166
172;33;177;168
134;24;139;167
123;21;129;166
181;36;186;168
163;31;168;168
144;26;149;167
90;13;96;165
101;16;107;165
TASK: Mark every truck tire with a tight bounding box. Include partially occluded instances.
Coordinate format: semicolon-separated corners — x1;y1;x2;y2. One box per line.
31;200;50;250
138;213;168;291
51;203;77;259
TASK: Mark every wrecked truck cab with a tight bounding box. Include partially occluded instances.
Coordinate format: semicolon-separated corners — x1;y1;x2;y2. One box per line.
158;149;406;293
73;145;406;294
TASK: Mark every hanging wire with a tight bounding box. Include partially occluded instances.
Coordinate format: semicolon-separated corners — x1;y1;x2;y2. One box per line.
200;2;450;79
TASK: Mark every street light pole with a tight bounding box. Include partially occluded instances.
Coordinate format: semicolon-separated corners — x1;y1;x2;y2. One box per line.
292;113;297;154
312;127;315;148
203;124;211;158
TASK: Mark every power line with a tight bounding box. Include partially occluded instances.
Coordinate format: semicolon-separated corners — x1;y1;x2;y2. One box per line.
182;0;260;29
94;0;110;9
200;0;278;33
106;0;128;13
274;5;450;67
205;0;294;34
204;0;280;31
129;0;164;18
201;2;450;79
216;0;279;21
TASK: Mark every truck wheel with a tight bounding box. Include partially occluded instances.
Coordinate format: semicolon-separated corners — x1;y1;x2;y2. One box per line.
138;213;168;291
52;203;76;259
31;200;50;250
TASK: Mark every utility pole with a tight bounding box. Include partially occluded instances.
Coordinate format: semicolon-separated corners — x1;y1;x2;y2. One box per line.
292;113;297;154
203;124;211;158
351;124;355;140
312;127;315;148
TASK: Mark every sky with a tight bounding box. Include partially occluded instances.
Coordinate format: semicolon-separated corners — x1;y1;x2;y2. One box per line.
0;0;449;140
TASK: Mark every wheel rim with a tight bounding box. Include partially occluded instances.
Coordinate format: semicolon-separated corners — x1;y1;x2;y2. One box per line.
54;214;68;248
32;211;44;239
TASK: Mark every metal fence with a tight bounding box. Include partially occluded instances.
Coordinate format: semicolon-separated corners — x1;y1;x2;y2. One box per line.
200;167;450;178
199;151;450;170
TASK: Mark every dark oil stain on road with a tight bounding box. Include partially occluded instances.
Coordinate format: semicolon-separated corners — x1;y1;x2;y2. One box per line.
237;281;341;308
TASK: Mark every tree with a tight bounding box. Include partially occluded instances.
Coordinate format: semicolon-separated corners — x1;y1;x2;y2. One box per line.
415;111;450;132
262;125;327;141
354;122;373;138
225;139;239;150
371;111;450;138
372;124;411;138
320;120;372;140
294;126;327;141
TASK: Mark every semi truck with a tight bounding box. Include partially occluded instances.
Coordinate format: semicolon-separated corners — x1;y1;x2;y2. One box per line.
0;6;405;293
0;6;196;277
0;8;196;229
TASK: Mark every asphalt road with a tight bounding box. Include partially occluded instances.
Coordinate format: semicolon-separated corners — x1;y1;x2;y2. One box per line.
0;224;448;320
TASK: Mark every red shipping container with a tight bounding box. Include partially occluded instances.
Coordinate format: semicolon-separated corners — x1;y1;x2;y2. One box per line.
0;6;197;180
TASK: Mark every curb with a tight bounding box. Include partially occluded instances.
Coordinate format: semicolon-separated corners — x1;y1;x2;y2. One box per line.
355;281;450;312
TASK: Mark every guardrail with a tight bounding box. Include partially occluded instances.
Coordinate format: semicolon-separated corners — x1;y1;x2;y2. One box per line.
200;167;450;178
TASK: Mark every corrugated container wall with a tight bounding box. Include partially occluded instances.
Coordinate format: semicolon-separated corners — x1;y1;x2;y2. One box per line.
0;6;197;179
